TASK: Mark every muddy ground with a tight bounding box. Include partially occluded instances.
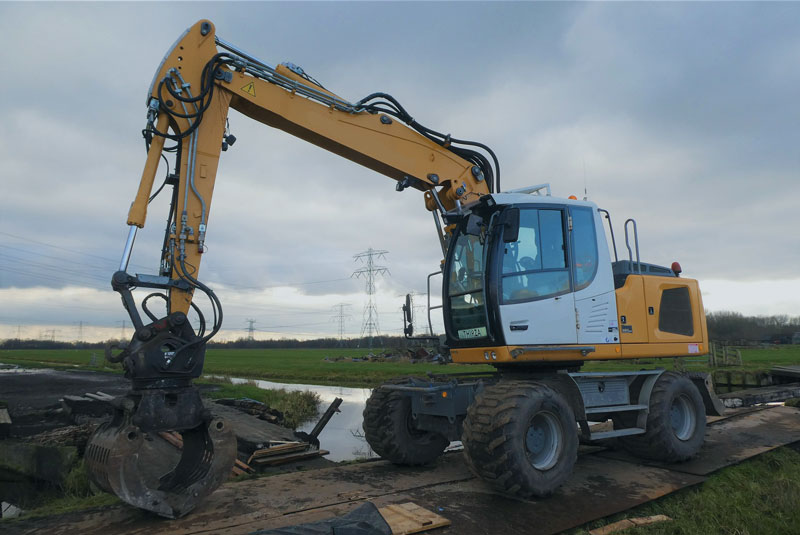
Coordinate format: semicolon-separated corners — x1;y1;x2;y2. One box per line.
0;368;130;437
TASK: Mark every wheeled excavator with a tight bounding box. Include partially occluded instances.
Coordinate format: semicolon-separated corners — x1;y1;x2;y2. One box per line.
87;20;723;518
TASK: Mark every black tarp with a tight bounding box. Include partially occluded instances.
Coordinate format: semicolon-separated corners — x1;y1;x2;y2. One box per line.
250;502;392;535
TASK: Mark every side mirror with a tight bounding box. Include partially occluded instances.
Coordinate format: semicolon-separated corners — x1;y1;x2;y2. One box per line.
403;294;414;338
501;207;520;243
465;213;483;236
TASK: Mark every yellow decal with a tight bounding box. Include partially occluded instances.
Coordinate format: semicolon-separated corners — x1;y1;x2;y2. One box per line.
241;82;256;97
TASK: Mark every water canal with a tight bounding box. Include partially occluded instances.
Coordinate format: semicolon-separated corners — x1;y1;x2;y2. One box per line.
221;377;376;461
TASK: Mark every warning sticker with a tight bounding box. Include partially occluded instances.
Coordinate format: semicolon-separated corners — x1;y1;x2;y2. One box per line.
241;82;256;97
688;343;700;354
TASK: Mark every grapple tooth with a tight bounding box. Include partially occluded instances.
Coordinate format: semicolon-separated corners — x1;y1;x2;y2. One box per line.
86;415;236;518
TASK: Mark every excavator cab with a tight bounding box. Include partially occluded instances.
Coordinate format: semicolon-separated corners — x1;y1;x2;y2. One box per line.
444;186;706;365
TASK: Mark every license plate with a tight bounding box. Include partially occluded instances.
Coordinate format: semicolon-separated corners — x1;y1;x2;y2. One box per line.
458;326;487;339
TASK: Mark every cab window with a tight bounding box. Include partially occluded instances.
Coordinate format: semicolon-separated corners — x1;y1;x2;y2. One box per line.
501;208;570;303
570;207;598;291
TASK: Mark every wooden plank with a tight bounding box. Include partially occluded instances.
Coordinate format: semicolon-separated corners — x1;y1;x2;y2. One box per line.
250;449;329;466
378;503;450;534
157;431;184;450
234;459;254;474
718;383;800;408
246;442;307;464
589;515;671;534
85;392;115;401
630;515;672;526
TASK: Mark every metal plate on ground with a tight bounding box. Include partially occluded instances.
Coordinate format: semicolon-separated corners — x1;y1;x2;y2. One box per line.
7;453;704;535
7;453;475;535
9;407;798;535
362;456;705;535
597;405;800;476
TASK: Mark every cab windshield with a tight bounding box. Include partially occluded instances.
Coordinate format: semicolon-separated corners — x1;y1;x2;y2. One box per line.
446;214;490;341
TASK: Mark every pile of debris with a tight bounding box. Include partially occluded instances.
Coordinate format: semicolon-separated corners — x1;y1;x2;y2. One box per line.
0;385;342;517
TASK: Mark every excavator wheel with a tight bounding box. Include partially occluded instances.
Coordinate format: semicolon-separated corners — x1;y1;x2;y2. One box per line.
613;371;706;462
363;378;448;465
462;381;578;498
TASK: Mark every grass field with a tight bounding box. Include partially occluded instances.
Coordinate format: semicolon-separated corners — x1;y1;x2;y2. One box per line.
1;345;798;388
0;347;493;387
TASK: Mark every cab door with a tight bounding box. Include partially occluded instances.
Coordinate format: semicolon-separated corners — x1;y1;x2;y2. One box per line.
497;207;577;345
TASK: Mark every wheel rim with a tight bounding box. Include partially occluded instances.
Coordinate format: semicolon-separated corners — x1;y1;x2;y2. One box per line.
525;411;563;470
670;394;696;441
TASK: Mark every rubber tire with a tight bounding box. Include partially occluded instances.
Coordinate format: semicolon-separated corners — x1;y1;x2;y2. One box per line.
362;379;448;465
615;372;706;462
462;381;578;498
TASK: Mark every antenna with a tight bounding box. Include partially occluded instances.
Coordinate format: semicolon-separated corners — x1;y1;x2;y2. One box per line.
583;157;588;200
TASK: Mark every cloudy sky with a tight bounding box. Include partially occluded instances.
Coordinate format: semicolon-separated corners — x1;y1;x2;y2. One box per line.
0;2;798;343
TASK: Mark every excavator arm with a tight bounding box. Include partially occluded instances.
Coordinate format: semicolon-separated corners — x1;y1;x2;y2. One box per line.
88;20;496;518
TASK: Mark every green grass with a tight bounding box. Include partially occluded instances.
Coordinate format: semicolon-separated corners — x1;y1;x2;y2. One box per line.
202;348;492;386
201;378;321;428
0;347;493;387
2;460;121;521
570;446;800;535
721;345;800;371
1;345;798;388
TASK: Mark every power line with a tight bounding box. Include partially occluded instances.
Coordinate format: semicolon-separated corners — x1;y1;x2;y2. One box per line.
254;320;332;330
0;266;108;290
0;231;150;271
352;248;389;349
207;276;353;292
0;252;112;283
0;244;121;272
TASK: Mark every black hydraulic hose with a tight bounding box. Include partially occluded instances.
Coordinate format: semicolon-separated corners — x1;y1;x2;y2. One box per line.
148;154;171;203
142;292;167;322
357;92;501;192
159;170;180;276
408;120;500;192
177;257;222;343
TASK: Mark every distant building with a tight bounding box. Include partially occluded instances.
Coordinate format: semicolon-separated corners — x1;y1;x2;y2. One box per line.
793;332;800;345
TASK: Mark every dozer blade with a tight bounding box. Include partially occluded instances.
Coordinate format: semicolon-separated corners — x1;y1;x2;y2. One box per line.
85;403;236;518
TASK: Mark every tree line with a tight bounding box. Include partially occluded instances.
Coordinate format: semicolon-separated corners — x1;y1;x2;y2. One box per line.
705;311;800;344
0;335;416;350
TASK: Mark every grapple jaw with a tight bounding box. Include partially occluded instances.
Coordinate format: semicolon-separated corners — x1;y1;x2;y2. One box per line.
86;391;236;519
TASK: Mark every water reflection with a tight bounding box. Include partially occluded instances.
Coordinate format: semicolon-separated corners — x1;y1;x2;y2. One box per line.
220;377;375;462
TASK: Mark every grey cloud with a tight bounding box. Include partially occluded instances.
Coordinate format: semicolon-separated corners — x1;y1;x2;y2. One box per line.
1;2;798;340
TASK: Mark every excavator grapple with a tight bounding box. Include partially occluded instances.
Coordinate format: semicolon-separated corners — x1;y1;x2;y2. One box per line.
86;404;235;518
86;271;237;517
